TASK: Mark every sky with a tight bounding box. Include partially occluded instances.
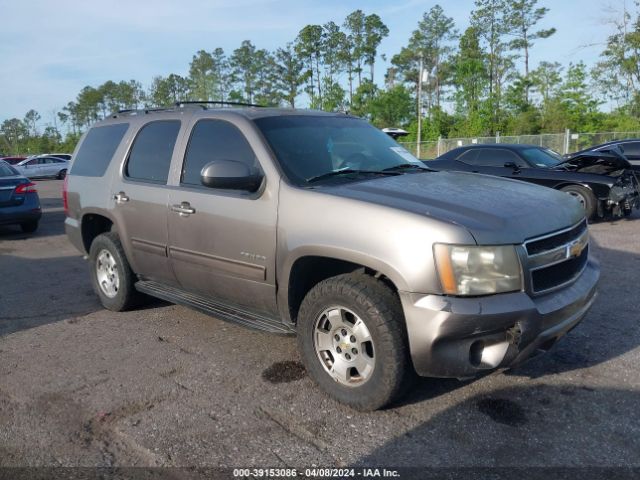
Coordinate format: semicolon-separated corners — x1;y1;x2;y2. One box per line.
0;0;626;127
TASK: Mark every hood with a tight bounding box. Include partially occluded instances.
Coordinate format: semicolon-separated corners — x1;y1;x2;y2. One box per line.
322;171;584;245
555;151;631;175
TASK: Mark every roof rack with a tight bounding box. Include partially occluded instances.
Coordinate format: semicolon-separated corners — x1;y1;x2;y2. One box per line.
111;101;265;118
175;101;266;108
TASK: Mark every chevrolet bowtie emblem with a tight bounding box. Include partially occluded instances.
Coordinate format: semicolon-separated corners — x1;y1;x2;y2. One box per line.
567;238;587;259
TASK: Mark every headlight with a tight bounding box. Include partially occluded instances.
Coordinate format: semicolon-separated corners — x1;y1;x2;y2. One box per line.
433;244;522;296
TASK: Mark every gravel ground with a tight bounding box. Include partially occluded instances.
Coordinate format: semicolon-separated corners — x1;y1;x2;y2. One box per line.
0;179;639;471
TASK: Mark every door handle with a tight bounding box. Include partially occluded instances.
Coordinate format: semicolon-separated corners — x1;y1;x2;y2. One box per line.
113;191;130;203
171;202;196;217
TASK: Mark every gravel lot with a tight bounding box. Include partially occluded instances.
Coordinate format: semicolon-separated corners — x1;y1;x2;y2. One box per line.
1;179;639;471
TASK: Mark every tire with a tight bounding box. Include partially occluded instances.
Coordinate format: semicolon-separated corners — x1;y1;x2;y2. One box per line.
57;169;67;179
89;232;140;311
297;272;413;411
20;221;38;233
560;185;596;220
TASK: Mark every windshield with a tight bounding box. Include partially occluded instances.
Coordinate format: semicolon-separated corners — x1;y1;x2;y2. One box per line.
520;147;564;168
0;162;18;177
254;115;424;186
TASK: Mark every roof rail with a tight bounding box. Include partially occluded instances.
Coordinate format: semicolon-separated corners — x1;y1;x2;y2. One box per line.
110;101;265;118
112;107;173;117
174;100;266;109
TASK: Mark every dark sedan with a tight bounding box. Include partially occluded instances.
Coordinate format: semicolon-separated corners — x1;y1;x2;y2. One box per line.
0;160;42;233
428;144;639;219
566;138;640;171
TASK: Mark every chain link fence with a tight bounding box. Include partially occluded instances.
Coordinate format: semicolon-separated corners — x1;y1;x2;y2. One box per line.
399;131;640;160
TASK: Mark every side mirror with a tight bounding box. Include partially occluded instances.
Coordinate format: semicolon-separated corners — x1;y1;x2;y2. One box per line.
504;161;520;171
200;160;263;192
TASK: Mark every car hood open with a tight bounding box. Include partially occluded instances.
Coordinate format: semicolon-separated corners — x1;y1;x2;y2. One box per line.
554;152;631;175
324;171;584;245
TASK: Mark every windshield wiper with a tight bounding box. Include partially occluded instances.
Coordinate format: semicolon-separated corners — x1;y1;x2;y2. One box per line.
382;163;431;172
306;168;399;184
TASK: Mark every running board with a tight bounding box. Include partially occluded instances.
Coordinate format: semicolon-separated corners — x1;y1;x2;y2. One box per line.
135;280;295;336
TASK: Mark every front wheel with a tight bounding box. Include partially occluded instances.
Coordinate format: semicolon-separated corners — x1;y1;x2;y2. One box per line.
297;273;413;411
560;185;596;220
89;232;140;311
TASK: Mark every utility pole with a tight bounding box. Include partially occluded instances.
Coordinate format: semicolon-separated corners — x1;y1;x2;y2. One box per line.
416;53;424;159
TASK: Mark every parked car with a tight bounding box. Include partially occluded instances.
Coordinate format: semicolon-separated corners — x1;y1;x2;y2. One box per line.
382;127;409;139
428;144;640;219
0;156;27;165
0;160;41;232
65;104;598;410
565;139;640;171
14;155;69;179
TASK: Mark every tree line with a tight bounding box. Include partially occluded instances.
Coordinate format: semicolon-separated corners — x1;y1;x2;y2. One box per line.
2;0;640;155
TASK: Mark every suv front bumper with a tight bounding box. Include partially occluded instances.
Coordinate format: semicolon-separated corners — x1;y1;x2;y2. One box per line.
400;258;599;378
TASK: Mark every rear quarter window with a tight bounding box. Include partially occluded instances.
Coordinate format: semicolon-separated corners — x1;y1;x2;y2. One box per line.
0;162;17;176
456;149;479;163
70;123;129;177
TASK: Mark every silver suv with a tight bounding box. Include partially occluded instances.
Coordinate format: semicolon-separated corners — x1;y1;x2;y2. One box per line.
65;104;599;410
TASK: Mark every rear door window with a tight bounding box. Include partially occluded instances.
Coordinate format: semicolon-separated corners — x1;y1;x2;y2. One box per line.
71;123;129;177
125;120;181;184
0;162;17;176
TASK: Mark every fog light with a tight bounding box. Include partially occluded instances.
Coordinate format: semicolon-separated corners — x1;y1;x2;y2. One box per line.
469;339;510;369
469;341;484;367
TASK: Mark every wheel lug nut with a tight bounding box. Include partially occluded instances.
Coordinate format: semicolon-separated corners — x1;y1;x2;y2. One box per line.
341;329;347;336
352;348;358;354
345;353;351;360
334;334;340;341
350;335;356;343
336;347;342;353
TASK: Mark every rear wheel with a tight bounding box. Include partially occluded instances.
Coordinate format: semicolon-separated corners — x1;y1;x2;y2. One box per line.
297;272;413;411
89;232;140;311
57;169;67;179
560;185;596;219
20;221;38;233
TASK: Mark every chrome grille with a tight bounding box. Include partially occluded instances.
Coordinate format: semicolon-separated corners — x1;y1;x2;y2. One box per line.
523;220;589;294
525;220;587;256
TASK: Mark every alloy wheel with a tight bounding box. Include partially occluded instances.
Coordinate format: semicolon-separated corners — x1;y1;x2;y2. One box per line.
313;306;375;387
95;249;120;298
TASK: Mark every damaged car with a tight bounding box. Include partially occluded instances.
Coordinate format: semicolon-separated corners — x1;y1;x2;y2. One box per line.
428;144;640;219
565;138;640;171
